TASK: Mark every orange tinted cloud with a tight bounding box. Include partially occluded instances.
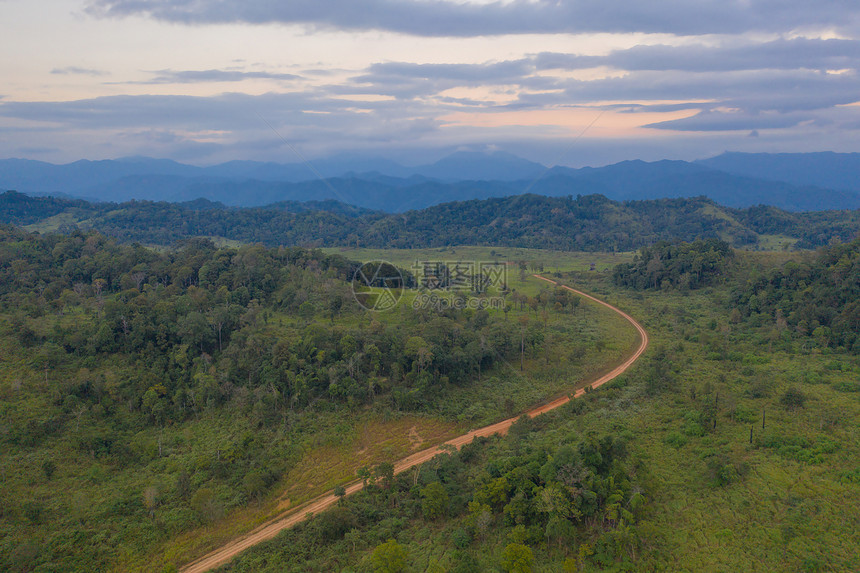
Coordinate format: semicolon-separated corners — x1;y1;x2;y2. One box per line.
439;107;701;137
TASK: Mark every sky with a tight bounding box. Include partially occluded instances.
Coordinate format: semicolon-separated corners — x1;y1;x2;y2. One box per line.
1;0;859;167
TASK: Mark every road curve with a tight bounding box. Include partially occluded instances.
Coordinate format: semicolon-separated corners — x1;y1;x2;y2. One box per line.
180;276;648;573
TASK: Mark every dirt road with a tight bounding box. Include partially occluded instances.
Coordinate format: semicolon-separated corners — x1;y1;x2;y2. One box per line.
180;276;648;573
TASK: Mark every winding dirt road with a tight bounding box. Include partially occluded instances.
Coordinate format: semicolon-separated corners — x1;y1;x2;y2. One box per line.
180;276;648;573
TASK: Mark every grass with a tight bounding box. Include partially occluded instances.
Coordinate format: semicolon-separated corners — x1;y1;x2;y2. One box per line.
23;211;92;233
151;413;465;573
750;233;799;251
324;246;634;276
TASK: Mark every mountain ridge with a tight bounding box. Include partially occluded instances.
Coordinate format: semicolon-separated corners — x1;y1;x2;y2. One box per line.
1;151;859;212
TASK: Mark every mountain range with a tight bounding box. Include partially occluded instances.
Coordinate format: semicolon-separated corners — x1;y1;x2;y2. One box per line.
1;151;859;213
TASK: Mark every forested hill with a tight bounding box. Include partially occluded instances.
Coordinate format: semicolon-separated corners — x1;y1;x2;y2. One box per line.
2;190;859;251
734;236;860;353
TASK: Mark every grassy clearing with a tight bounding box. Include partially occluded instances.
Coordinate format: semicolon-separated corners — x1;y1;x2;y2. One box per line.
324;246;633;275
750;233;799;251
151;413;465;572
585;285;860;571
23;211;91;233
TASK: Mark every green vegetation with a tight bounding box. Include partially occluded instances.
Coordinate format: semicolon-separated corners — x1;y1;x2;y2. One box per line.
4;190;860;251
0;225;635;572
216;419;648;573
2;195;859;572
213;242;860;572
612;238;734;290
733;237;860;353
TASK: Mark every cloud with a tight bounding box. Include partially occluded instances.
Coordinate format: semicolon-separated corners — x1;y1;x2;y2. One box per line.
565;69;860;111
126;69;302;84
332;34;860;115
51;66;109;76
85;0;860;37
349;59;535;99
536;38;860;73
6;7;860;164
644;110;812;132
361;60;531;83
12;146;61;155
0;91;448;161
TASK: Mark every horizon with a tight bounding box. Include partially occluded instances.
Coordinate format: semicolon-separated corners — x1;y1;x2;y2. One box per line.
1;1;859;166
2;148;859;171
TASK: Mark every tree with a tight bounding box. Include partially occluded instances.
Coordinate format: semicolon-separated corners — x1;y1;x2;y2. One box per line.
177;311;213;353
357;466;372;488
370;539;407;573
518;316;529;371
405;336;432;376
190;487;223;523
243;471;267;505
500;543;534;573
420;481;449;520
466;501;493;539
334;484;347;505
374;462;395;489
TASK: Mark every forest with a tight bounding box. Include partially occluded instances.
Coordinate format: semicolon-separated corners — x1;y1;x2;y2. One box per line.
209;239;860;572
0;203;859;571
0;225;631;571
732;237;860;353
4;190;860;251
611;238;734;291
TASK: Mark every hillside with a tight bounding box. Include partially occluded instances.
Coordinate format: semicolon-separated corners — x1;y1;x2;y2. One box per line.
2;190;858;252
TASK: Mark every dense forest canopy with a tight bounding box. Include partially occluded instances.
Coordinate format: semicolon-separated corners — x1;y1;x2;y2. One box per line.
732;237;860;353
0;226;558;424
612;239;734;291
3;190;859;251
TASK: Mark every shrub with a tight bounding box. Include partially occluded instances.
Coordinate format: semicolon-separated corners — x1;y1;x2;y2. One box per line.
370;539;407;573
780;388;806;410
500;543;534;573
664;432;688;449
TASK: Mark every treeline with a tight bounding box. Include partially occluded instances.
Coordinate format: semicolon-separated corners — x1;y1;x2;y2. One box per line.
3;190;858;251
612;239;734;291
732;237;860;353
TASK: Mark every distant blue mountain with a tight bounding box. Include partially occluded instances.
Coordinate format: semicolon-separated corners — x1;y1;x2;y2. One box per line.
0;151;858;212
529;159;860;212
412;151;546;181
696;152;860;192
